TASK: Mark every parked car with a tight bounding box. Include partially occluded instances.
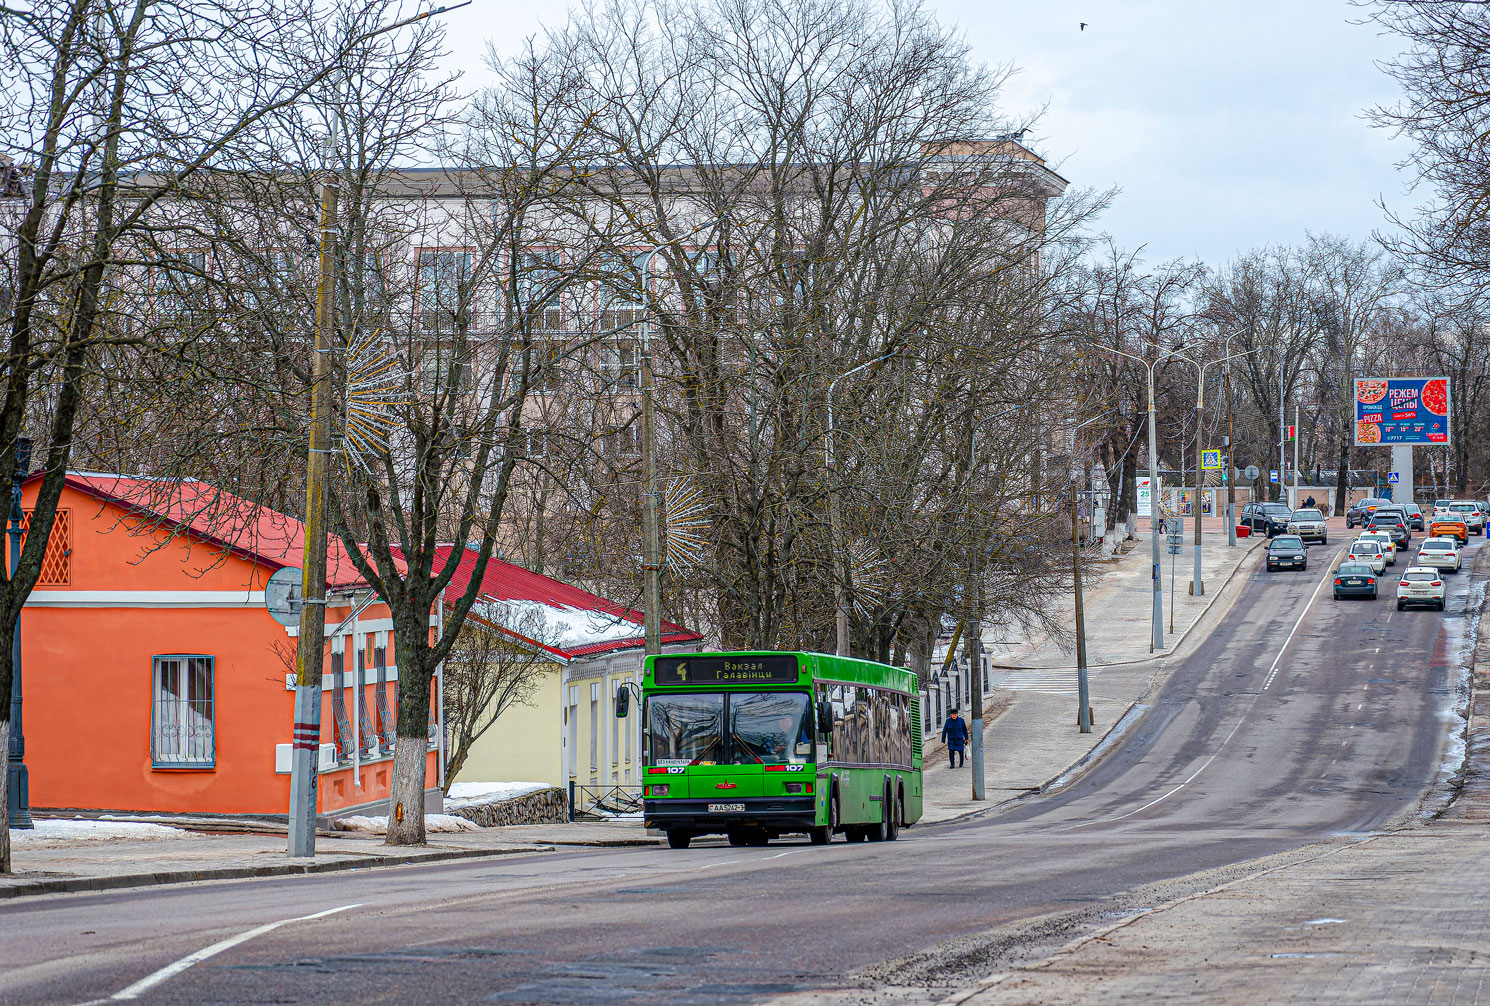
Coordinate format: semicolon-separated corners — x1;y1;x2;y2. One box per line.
1286;508;1328;544
1242;501;1294;537
1430;518;1469;545
1345;539;1388;574
1447;501;1486;535
1364;514;1410;549
1333;561;1379;600
1403;503;1426;531
1356;530;1397;565
1265;535;1309;571
1397;567;1446;611
1416;536;1463;574
1347;497;1392;529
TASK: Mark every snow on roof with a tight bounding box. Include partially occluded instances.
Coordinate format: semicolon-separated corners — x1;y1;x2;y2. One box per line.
433;545;702;660
35;472;394;589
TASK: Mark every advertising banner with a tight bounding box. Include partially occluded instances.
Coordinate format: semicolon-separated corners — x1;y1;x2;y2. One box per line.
1137;477;1151;518
1354;377;1451;446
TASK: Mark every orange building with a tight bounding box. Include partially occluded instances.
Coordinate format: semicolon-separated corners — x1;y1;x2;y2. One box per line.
14;473;440;820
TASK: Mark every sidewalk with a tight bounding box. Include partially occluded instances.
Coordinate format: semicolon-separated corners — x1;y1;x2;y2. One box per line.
919;518;1269;823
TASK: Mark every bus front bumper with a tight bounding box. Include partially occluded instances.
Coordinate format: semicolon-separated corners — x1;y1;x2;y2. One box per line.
644;796;817;834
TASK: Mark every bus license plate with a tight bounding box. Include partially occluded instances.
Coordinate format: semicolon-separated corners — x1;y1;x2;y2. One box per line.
708;803;745;813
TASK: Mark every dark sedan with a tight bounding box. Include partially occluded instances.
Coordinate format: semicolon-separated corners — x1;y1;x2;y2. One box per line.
1365;515;1410;548
1332;561;1379;600
1243;502;1294;537
1266;535;1309;572
1403;503;1426;532
1347;497;1392;528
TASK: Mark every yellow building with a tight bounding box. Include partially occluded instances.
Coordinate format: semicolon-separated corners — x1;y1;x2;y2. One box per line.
437;546;702;792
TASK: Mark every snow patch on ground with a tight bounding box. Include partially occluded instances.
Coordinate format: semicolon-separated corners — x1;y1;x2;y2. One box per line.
333;813;481;834
11;818;190;845
444;781;549;810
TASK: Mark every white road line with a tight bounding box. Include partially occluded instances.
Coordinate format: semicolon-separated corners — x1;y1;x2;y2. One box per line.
107;903;361;1001
1063;551;1341;832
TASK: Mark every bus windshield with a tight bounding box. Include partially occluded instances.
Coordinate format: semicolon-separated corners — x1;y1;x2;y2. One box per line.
646;691;811;766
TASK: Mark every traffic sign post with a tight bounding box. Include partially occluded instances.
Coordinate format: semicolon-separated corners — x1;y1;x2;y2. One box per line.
1269;469;1279;484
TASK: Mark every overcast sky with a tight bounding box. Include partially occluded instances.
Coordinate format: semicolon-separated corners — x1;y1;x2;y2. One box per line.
434;0;1414;268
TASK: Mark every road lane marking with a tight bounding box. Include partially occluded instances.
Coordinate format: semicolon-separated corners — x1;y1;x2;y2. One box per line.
1063;552;1341;832
105;903;361;1000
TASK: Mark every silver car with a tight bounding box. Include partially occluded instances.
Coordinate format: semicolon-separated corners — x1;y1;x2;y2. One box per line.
1448;501;1486;535
1287;508;1328;544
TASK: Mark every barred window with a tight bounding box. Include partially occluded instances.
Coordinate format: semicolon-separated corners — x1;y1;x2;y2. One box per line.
152;656;215;768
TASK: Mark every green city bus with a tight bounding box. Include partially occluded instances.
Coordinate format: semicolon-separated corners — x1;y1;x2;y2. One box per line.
622;650;923;849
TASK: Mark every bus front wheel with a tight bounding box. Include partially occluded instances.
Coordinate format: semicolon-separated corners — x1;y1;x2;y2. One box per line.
666;831;692;849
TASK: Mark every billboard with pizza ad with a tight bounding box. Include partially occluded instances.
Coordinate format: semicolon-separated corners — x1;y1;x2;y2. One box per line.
1354;377;1451;446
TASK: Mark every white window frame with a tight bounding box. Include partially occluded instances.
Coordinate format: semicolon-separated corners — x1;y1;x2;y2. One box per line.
152;655;215;768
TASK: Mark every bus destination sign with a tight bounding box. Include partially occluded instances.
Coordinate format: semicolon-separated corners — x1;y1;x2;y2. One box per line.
653;655;800;685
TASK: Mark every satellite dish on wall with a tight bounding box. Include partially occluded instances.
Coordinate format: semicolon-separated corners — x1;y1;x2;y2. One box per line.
265;566;304;627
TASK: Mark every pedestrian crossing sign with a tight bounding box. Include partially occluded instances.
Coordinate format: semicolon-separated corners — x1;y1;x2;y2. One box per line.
1201;450;1221;470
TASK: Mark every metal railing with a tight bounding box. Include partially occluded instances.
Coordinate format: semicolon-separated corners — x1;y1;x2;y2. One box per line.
568;782;643;821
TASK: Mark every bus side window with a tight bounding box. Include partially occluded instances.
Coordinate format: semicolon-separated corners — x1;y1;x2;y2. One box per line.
829;684;845;762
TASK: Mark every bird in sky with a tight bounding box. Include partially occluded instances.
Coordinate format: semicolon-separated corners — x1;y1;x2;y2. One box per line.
1080;22;1087;30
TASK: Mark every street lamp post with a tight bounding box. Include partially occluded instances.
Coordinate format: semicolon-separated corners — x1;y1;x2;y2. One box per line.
7;436;32;829
1067;412;1112;733
825;353;896;656
1092;344;1188;653
1173;347;1256;596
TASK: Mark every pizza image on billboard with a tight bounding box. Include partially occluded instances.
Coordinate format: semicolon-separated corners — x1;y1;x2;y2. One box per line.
1356;379;1388;405
1354;376;1451;446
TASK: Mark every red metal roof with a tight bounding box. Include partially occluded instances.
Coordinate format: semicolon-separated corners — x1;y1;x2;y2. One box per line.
431;544;702;660
36;473;389;589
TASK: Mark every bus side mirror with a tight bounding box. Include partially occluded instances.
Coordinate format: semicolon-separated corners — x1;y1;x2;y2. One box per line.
615;686;630;718
817;700;833;735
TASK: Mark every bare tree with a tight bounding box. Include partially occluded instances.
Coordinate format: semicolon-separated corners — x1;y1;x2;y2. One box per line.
442;603;557;791
0;0;423;872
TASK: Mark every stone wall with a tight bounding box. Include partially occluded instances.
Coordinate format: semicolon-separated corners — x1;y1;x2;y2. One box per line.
446;787;568;827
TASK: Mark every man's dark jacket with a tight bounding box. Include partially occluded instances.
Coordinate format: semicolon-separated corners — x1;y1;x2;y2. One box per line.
941;716;969;750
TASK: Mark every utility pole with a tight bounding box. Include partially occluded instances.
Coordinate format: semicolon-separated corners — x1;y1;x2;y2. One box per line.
966;422;983;800
1278;354;1286;504
639;280;662;656
637;220;722;655
1293;404;1300;509
1066;414;1110;733
825;353;895;656
288;155;338;858
7;436;31;828
1225;352;1236;547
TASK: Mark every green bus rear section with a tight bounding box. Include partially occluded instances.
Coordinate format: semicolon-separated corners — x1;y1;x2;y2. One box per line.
641;651;923;835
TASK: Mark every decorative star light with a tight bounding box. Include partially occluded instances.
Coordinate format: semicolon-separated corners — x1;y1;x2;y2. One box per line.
341;327;405;474
661;477;710;572
848;539;889;618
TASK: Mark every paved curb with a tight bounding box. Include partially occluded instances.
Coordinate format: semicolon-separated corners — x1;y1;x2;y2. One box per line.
0;844;565;900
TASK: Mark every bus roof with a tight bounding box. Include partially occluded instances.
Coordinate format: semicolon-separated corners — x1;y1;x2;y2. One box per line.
643;650;919;694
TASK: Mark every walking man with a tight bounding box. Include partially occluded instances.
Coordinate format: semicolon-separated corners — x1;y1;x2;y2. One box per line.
941;708;969;768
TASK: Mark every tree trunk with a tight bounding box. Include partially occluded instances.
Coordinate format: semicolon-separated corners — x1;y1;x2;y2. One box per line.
1334;434;1350;515
386;633;433;846
386;735;429;845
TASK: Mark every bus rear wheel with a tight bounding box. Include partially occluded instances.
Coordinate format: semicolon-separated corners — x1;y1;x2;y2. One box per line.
885;788;901;842
665;831;692;849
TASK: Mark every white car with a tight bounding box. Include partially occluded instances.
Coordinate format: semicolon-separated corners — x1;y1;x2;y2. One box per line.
1345;539;1388;574
1397;566;1446;611
1416;536;1462;573
1356;530;1397;564
1286;508;1329;544
1447;501;1486;535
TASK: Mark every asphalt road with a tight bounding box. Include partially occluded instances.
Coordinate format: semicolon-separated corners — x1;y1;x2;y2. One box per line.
2;534;1482;1006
